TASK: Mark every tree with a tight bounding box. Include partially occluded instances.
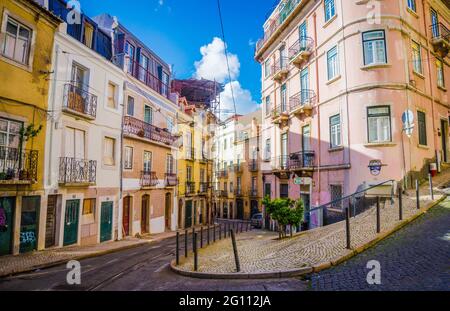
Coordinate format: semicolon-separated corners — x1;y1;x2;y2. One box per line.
262;196;305;239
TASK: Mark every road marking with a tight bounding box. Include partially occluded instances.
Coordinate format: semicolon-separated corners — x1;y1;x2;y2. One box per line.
105;258;119;265
154;263;169;273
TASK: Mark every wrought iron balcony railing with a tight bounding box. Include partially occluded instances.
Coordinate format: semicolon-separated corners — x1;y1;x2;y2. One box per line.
289;37;314;64
289;90;317;114
63;83;98;119
233;163;243;173
185;147;195;160
165;173;177;187
185;181;196;195
271;57;290;81
140;171;159;188
272;155;290;171
289;151;315;169
234;188;244;197
0;146;38;184
248;188;258;197
218;170;228;178
430;22;450;41
123;116;178;146
199;182;208;194
248;160;258;172
59;157;97;184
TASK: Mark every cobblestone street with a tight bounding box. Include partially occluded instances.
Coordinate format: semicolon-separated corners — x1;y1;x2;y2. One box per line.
310;198;450;291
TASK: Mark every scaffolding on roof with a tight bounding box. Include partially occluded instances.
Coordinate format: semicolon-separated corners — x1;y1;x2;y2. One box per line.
171;78;223;111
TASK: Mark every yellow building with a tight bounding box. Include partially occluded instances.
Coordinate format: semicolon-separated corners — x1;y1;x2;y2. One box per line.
0;0;60;255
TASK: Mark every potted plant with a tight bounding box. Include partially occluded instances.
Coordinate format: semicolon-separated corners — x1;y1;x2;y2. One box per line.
18;124;42;175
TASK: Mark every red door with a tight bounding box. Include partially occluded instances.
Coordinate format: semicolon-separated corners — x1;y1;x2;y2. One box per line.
123;197;131;236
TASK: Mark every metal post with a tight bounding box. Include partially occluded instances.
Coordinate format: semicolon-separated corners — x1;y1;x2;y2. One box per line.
399;185;403;221
376;196;381;234
213;224;216;243
193;232;198;271
207;225;210;245
428;173;434;200
219;224;222;240
192;227;195;250
416;179;420;210
230;229;240;272
345;207;351;249
176;231;179;265
184;229;188;258
200;226;203;248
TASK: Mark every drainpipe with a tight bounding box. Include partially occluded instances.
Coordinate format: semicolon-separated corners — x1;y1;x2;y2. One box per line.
313;12;321;206
422;0;439;171
118;81;125;241
47;44;59;187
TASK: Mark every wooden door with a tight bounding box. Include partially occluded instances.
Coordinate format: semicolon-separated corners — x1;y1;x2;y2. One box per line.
20;196;40;253
185;200;192;228
45;195;57;248
141;195;149;234
63;200;80;246
165;193;171;230
0;197;15;256
123;197;131;236
100;201;113;242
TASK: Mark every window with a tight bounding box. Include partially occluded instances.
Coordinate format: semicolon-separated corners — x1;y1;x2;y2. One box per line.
83;21;94;48
144;105;153;124
330;114;341;148
71;62;89;89
363;30;387;66
265;96;271;116
327;46;339;80
83;198;96;215
224;138;227;150
412;41;422;74
166;154;174;174
280;84;287;112
124;146;133;169
65;127;85;159
324;0;336;23
2;17;32;65
264;183;271;198
166;117;174;133
139;54;149;82
264;59;271;78
417;111;427;146
237;177;241;191
125;41;135;74
143;151;152;172
367;106;391;143
187;166;192;181
407;0;416;12
103;137;116;165
330;185;343;209
107;82;117;109
265;138;271;160
251;177;257;191
200;169;205;182
0;118;22;148
230;182;234;193
436;59;445;88
127;96;134;116
280;184;289;198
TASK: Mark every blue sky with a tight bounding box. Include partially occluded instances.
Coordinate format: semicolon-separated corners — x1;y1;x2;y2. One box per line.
79;0;275;114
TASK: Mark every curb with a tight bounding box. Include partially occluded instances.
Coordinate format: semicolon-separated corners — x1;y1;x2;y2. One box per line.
170;195;447;280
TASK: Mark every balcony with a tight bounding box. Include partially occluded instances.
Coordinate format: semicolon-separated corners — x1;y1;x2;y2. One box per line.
218;170;228;178
59;157;97;185
272;156;291;179
165;173;177;187
271;105;289;126
185;147;195;161
199;182;208;194
289;151;315;169
123;116;178;146
234;188;244;197
248;160;258;172
248;188;259;198
141;171;159;188
63;83;97;119
233;163;243;174
220;190;229;198
289;90;316;117
271;57;290;82
430;23;450;57
0;147;38;185
289;37;314;67
185;182;196;196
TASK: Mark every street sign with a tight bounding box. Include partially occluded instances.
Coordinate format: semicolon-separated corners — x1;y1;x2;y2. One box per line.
402;109;415;137
294;177;312;185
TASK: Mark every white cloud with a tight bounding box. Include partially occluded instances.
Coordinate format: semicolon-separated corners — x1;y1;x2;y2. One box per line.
220;81;259;116
248;39;255;47
194;37;240;83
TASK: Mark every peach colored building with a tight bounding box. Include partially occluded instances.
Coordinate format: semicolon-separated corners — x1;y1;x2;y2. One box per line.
256;0;449;226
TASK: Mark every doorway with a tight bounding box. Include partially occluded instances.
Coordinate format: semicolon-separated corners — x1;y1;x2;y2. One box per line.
45;195;58;248
141;195;149;234
165;193;171;231
100;201;113;242
185;200;192;228
178;200;183;229
441;119;449;163
250;200;259;218
236;200;244;220
123;196;131;236
63;199;79;247
0;197;15;256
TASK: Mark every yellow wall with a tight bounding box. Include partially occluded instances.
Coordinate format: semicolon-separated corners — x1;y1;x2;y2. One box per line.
0;0;59;192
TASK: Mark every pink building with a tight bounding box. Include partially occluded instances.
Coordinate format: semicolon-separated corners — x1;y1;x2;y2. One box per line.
256;0;450;218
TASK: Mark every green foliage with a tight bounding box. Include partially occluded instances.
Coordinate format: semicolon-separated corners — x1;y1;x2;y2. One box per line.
19;124;43;142
262;196;305;238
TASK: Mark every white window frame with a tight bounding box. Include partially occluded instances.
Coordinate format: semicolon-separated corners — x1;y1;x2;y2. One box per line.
412;41;422;75
327;46;339;80
103;136;116;166
143;150;152;172
407;0;416;12
106;81;118;109
330;114;342;148
363;30;387;66
324;0;336;23
436;59;445;88
367;106;392;143
124;146;133;169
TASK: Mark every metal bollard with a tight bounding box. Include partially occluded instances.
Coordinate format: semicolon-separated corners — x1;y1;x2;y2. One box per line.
230;229;240;272
184;229;188;258
399;185;403;221
176;231;180;265
192;227;195;252
219;224;222;240
207;225;210;245
213;225;216;243
428;173;434;201
345;207;351;249
376;196;381;234
200;226;203;248
416;179;420;210
193;232;198;271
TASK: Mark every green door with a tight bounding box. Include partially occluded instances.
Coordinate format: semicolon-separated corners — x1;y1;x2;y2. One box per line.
100;201;113;242
63;200;80;246
0;197;15;256
185;200;192;228
20;196;40;254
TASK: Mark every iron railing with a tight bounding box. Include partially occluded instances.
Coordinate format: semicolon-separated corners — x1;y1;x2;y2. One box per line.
289;151;315;169
185;147;195;160
272;155;290;171
289;90;317;112
430;22;450;41
63;83;97;119
248;160;258;172
248;188;259;197
218;170;228;178
234;188;244;197
0;146;38;183
59;157;97;184
186;181;196;195
272;104;289;117
233;163;243;173
123;116;178;146
288;37;314;59
271;57;290;76
165;173;177;187
199;182;208;194
141;171;159;187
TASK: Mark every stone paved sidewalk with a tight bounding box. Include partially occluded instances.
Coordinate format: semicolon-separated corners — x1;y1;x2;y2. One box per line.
175;171;450;275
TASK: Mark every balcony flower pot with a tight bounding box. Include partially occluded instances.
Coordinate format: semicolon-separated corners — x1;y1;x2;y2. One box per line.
0;172;6;180
137;130;145;137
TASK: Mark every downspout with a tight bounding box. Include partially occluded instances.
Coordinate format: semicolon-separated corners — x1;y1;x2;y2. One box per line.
47;44;59;187
421;0;439;171
118;81;125;241
313;12;321;206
